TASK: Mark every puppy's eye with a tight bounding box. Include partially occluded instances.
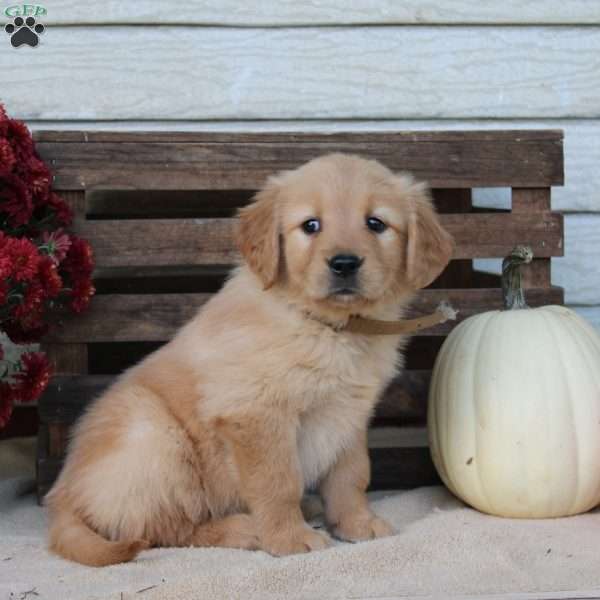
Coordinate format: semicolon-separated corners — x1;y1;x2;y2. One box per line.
302;219;321;234
366;217;387;233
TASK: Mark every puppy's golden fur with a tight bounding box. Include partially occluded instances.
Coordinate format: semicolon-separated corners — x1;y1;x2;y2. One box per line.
46;154;453;566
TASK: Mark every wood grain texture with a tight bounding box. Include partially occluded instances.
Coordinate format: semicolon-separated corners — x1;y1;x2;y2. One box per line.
75;213;563;269
3;27;600;120
35;131;564;190
512;188;550;213
40;1;600;25
42;344;88;375
511;190;552;288
44;287;564;343
26;119;600;213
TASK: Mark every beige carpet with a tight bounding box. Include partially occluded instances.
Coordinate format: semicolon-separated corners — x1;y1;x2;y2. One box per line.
2;438;600;600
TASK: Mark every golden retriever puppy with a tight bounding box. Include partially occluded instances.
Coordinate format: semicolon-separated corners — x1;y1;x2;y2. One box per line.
46;153;453;566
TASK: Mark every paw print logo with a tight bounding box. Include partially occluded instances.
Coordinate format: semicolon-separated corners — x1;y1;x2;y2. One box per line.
5;16;45;47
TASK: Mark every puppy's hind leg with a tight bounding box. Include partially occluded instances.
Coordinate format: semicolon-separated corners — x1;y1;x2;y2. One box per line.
188;514;260;550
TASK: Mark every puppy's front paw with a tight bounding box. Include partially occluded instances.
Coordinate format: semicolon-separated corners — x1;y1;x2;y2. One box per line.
262;525;332;556
333;514;394;542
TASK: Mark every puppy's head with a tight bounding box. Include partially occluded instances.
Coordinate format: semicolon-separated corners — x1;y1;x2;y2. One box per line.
236;154;453;316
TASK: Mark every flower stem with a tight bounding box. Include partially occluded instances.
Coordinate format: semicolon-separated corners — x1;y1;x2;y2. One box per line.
501;246;533;310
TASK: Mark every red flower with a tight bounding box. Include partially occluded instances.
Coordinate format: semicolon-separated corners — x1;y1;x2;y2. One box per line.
0;104;95;430
5;119;34;165
13;352;52;403
69;277;95;313
11;282;45;320
41;229;71;264
0;251;11;280
0;174;33;227
46;193;73;227
0;104;9;137
63;236;94;276
0;138;16;178
3;319;49;344
37;256;63;297
24;157;52;207
0;232;14;279
8;236;40;281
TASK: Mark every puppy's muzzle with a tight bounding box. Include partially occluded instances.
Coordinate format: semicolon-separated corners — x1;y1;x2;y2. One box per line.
328;254;364;278
328;254;364;294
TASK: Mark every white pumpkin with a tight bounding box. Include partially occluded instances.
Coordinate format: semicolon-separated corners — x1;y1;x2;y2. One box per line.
428;246;600;518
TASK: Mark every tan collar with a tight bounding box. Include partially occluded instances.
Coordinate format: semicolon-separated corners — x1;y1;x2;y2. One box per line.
337;301;458;336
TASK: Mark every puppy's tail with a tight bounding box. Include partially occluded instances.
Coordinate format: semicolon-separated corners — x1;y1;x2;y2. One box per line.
49;509;149;567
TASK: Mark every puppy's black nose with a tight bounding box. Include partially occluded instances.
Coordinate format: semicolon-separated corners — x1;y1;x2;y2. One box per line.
328;254;363;278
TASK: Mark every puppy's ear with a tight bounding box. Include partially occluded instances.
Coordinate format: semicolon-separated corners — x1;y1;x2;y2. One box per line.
236;179;281;290
403;180;454;290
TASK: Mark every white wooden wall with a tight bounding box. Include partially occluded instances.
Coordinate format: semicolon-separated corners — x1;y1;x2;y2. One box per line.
1;1;599;329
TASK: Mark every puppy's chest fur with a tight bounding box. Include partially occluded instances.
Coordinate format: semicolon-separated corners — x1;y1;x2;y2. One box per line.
290;330;400;488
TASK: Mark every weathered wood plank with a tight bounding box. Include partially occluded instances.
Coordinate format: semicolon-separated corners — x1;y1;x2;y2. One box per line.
39;1;600;25
3;27;600;120
74;213;563;269
42;344;88;375
35;131;564;190
512;188;551;213
26;119;600;213
511;190;552;288
44;287;564;343
41;342;87;457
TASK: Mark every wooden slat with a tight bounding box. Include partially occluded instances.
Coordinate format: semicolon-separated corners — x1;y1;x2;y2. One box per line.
511;188;553;288
36;131;564;190
81;219;236;267
29;119;600;213
41;344;87;458
40;1;600;26
46;293;209;343
3;26;599;120
40;376;112;422
43;343;88;374
75;212;563;269
44;287;564;343
512;188;551;213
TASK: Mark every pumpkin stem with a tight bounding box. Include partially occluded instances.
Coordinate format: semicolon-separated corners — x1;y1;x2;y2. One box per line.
502;246;533;310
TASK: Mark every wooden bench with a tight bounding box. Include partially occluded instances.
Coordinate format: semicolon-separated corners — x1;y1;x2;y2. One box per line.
34;130;565;501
